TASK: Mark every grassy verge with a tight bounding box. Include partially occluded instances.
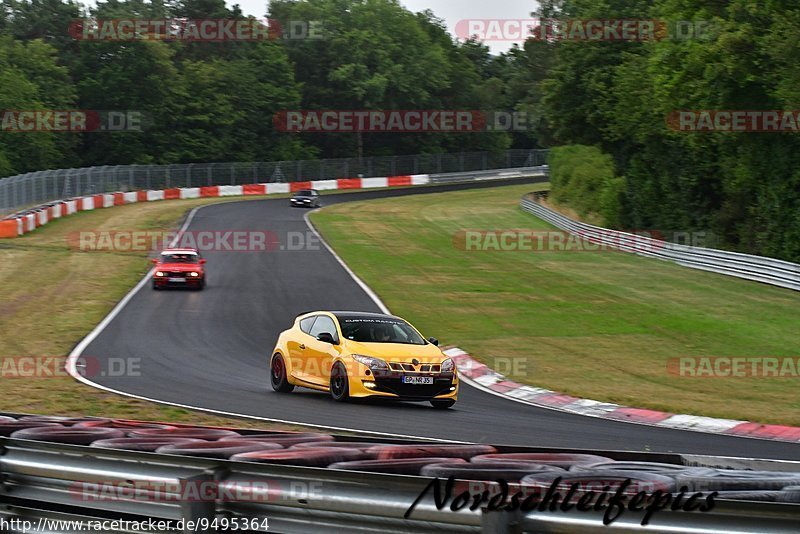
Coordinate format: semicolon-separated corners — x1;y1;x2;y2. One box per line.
311;183;800;425
0;195;304;429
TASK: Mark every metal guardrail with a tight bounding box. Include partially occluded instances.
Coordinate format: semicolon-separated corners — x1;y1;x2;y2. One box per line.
430;166;549;184
0;149;549;216
2;431;800;533
521;197;800;292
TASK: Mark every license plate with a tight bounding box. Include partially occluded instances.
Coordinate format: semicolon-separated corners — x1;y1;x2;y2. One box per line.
402;376;433;385
168;277;186;282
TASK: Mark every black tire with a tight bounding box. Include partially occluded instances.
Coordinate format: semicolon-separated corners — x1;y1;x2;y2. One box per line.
152;281;161;290
330;361;350;402
270;354;294;393
197;279;206;291
430;399;456;409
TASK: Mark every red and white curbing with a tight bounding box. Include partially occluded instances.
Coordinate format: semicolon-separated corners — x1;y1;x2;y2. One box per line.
0;174;431;239
446;347;800;443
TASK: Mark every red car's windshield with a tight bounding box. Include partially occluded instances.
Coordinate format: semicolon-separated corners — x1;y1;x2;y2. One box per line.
160;254;199;264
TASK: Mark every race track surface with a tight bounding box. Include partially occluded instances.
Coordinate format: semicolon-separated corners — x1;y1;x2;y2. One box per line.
78;181;800;459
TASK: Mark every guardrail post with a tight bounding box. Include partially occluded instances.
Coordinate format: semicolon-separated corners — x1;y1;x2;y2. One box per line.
179;472;218;533
481;508;522;534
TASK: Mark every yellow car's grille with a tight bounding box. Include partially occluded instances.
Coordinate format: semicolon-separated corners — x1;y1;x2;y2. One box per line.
388;362;441;373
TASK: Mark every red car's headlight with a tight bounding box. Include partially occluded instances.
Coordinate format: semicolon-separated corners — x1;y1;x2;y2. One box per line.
155;271;165;277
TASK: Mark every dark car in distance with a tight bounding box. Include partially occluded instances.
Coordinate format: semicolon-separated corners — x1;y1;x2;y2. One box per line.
290;189;321;208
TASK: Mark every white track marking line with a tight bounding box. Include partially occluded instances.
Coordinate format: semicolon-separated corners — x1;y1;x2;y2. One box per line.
66;195;787;445
65;203;461;442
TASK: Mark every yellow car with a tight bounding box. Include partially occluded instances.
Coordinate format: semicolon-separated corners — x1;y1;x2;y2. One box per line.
269;311;458;408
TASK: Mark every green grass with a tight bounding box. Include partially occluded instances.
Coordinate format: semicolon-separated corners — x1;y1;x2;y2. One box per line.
0;195;306;430
311;183;800;425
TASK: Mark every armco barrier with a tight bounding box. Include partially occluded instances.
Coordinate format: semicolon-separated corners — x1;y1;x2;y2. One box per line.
0;166;548;239
1;413;799;533
521;197;800;292
0;149;551;216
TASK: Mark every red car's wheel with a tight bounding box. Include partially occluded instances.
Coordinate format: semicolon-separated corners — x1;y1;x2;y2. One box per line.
270;353;294;393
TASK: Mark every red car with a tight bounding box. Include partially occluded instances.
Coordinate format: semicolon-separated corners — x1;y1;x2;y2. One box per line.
151;248;206;290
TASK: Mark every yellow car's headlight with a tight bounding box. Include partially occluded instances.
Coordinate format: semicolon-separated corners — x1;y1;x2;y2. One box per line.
441;358;455;373
352;354;389;371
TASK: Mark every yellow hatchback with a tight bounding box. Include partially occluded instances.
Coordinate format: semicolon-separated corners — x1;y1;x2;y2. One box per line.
269;311;458;408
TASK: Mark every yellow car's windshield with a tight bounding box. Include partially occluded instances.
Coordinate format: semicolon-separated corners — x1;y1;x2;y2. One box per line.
339;316;426;345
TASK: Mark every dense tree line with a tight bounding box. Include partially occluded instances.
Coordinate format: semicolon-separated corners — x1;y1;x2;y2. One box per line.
0;0;527;176
1;0;798;261
531;0;800;262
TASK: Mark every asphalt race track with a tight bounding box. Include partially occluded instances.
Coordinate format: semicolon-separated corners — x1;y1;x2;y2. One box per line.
77;180;800;459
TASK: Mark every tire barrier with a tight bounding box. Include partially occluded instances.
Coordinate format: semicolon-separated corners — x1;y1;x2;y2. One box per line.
75;420;176;431
156;440;284;459
713;490;786;502
369;444;497;460
290;441;391;459
420;462;563;481
90;437;208;452
673;469;800;492
2;414;799;533
777;486;800;503
328;457;468;475
520;470;678;495
291;441;389;450
10;426;126;445
570;461;716;475
472;453;614;469
230;447;365;467
127;428;241;440
0;421;64;436
225;432;335;447
19;416;109;426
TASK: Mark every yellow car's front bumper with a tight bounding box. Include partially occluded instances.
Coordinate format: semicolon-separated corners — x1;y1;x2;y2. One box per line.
347;370;459;401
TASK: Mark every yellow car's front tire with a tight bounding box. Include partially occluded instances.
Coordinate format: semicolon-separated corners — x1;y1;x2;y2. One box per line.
430;399;456;409
330;361;350;402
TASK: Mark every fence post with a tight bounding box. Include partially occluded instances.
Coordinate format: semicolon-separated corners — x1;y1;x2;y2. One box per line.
178;472;219;534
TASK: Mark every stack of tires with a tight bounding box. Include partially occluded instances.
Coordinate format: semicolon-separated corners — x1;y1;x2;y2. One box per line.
2;415;799;502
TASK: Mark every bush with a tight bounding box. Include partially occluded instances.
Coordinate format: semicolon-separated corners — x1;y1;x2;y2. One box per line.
548;145;623;226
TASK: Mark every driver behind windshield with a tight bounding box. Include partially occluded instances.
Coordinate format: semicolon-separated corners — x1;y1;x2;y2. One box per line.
162;253;196;263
